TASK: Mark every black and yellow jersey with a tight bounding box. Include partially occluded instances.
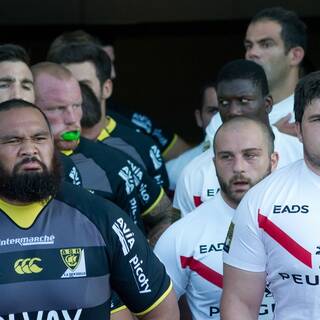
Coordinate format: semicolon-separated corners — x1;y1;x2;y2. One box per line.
108;108;177;157
61;137;165;233
97;117;169;189
0;182;172;319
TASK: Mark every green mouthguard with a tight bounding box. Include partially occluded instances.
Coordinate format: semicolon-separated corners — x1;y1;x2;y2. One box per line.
61;131;80;141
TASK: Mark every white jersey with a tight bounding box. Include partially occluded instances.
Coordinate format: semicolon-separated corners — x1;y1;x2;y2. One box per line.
173;125;303;216
166;113;222;192
268;95;294;125
155;193;275;319
224;160;320;320
166;141;207;191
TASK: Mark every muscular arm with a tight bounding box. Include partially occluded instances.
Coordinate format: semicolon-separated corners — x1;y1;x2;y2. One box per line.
178;295;192;320
137;289;180;320
111;309;137;320
221;264;266;320
143;192;180;246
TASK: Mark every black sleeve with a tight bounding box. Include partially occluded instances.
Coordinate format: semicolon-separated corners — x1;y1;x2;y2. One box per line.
106;203;172;315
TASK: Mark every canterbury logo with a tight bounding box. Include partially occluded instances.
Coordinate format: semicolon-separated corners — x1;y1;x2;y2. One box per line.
14;257;43;274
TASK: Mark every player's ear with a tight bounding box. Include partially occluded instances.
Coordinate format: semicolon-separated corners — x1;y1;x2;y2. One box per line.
270;152;279;172
264;94;273;114
102;79;113;100
289;46;305;67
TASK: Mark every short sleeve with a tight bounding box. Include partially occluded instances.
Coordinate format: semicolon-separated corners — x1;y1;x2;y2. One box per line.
107;208;172;315
154;223;189;298
173;166;196;215
223;193;267;272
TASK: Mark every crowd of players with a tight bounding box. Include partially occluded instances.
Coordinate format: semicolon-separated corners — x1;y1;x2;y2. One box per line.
0;5;319;320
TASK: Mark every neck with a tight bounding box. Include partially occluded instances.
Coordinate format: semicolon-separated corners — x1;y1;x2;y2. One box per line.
270;68;299;104
220;191;237;209
304;156;320;177
81;116;109;141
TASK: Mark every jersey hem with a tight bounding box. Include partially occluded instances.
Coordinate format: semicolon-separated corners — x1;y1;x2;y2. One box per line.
162;134;178;157
110;305;128;314
141;188;164;217
133;281;173;316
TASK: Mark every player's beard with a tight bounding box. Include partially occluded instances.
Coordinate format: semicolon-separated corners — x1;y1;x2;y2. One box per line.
217;165;271;206
0;151;62;203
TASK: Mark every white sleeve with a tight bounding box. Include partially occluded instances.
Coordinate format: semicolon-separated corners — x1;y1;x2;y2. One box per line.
173;165;196;216
154;224;189;298
223;192;267;272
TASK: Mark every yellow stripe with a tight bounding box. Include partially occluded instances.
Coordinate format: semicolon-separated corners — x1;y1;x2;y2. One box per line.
141;188;164;217
105;116;117;133
0;198;50;228
61;149;74;156
162;134;178;157
110;305;127;314
97;128;109;141
97;117;118;141
134;281;173;316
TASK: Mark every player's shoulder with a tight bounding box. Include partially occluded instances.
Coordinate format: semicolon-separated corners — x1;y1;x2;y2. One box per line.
56;181;123;222
244;160;303;201
165;198;215;240
79;137;136;169
179;148;213;179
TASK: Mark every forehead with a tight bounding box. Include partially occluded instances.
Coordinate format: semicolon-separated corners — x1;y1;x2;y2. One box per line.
246;20;283;41
37;74;82;106
215;122;265;151
64;61;97;83
217;79;260;97
304;98;320;116
0;61;33;80
0;107;50;135
202;87;217;105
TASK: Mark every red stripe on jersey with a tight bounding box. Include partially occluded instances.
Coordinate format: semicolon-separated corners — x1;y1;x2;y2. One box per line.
258;210;312;268
180;256;223;288
193;196;202;207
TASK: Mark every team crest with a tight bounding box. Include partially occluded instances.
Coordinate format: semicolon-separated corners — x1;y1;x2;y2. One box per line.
60;248;86;278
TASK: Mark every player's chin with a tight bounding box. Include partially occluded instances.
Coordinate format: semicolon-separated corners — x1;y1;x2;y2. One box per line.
230;189;248;203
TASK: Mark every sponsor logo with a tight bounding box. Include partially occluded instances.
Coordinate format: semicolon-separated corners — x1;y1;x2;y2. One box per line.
207;188;220;197
153;174;163;186
127;160;143;186
60;248;86;278
139;183;150;203
223;222;235;253
112;218;135;256
132;113;152;134
273;205;309;214
0;310;82;320
69;167;81;185
199;243;224;254
118;161;144;195
129;254;151;293
129;197;138;224
209;306;220;316
14;257;43;274
118;166;135;195
279;272;320;285
0;235;55;247
152;129;168;147
149;145;163;170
